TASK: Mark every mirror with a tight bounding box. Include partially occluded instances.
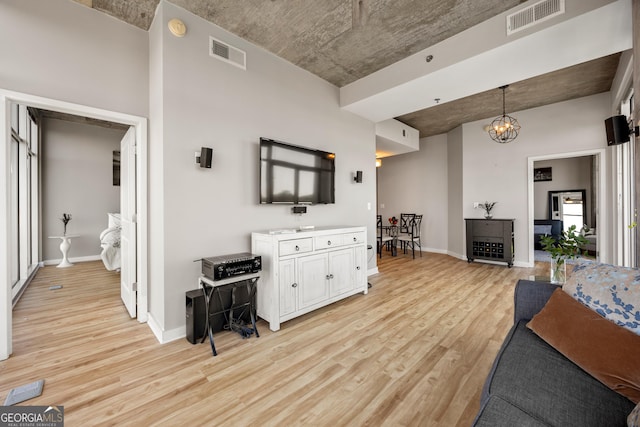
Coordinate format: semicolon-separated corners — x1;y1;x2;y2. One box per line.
548;189;587;232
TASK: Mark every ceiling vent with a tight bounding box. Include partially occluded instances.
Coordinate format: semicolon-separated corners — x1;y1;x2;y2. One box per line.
507;0;565;35
209;36;246;70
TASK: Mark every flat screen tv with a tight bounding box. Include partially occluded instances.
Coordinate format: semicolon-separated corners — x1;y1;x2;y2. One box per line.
260;137;335;204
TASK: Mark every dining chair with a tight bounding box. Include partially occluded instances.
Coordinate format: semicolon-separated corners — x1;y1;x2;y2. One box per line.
397;214;422;258
398;213;415;251
377;215;394;258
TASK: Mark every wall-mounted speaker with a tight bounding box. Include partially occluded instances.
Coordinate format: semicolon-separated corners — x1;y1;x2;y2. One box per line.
605;115;630;146
354;170;363;183
200;147;213;168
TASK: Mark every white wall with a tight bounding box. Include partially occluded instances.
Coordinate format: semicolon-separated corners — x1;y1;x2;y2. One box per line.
377;134;449;252
377;92;612;266
533;156;593;224
448;126;464;257
150;2;376;336
148;1;166;336
41;118;125;261
0;0;148;118
462;92;611;265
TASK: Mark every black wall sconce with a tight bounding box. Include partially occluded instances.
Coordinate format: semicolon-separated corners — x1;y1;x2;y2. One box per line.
195;147;213;168
353;171;363;183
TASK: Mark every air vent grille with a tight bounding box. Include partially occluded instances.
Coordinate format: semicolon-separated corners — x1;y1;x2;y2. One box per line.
209;36;246;70
507;0;564;35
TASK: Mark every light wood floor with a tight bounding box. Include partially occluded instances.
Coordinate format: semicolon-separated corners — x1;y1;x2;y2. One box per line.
2;255;548;426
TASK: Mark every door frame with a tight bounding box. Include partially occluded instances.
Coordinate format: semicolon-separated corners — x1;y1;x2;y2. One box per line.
527;149;607;267
0;88;148;360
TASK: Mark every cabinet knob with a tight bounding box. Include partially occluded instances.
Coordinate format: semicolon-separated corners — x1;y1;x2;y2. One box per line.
353;237;357;242
292;283;298;288
329;274;334;279
295;245;300;251
356;266;361;270
326;274;331;280
327;240;332;245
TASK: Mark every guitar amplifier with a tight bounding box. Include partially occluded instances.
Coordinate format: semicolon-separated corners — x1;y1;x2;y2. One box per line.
200;252;262;281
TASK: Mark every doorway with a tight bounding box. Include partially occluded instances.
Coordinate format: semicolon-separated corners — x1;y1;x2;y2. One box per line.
0;89;148;360
527;149;607;267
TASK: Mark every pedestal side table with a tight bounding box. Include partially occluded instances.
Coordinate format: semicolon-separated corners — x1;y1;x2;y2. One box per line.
48;235;79;268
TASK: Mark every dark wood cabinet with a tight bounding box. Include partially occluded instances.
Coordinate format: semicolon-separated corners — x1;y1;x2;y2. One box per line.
465;218;514;267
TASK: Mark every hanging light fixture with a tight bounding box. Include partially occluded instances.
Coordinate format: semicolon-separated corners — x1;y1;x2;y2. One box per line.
488;85;521;144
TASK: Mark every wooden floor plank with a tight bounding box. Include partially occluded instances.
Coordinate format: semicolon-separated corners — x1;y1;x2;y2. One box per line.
1;255;548;426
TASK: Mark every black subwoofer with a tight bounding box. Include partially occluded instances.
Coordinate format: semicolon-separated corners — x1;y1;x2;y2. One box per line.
185;289;206;344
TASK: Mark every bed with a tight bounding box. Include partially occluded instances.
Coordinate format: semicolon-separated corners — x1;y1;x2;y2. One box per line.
100;213;121;271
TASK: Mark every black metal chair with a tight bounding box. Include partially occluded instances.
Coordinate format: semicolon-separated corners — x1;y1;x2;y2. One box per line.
377;215;394;258
397;214;422;258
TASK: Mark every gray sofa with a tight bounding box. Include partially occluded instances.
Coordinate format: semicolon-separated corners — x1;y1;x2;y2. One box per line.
472;279;635;426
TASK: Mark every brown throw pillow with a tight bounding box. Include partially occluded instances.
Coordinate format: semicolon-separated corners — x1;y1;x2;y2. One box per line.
527;289;640;403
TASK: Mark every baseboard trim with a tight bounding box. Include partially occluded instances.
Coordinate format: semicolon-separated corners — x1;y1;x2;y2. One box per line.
146;313;185;344
42;255;102;266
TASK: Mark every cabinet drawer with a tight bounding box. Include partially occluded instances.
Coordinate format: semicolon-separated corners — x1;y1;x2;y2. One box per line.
279;238;313;256
342;232;365;245
315;234;343;250
472;220;502;237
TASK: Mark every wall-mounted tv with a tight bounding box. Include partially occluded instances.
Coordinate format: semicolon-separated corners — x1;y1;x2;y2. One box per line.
260;137;335;204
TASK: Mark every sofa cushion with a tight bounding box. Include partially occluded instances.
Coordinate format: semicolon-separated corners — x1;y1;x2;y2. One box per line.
528;289;640;403
485;321;634;426
563;262;640;335
473;395;551;427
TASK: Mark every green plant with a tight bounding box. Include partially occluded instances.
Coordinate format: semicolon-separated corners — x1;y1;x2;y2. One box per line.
539;224;588;266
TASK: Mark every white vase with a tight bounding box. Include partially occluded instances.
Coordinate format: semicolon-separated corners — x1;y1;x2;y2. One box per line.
550;258;566;284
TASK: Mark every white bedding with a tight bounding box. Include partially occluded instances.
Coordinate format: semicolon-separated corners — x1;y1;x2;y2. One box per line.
100;224;121;271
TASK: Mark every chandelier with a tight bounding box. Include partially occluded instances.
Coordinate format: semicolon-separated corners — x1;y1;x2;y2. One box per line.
488;85;520;144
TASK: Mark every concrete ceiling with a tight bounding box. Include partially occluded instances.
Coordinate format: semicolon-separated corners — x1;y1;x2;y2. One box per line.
71;0;629;148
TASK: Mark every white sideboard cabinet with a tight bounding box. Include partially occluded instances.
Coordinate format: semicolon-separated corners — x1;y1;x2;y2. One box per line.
251;226;368;331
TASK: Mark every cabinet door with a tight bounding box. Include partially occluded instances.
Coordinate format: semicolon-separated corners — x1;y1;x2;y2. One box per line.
329;248;355;297
354;245;366;290
279;259;297;317
298;253;330;310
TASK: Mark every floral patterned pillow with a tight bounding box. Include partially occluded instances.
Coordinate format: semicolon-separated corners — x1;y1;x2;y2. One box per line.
563;262;640;335
630;402;640;427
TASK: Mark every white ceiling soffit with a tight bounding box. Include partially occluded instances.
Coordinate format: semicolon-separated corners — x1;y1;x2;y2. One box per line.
340;0;631;123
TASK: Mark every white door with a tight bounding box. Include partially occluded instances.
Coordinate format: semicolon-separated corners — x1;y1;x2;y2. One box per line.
120;127;137;318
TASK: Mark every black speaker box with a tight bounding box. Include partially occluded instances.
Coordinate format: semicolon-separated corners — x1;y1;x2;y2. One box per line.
605;115;630;146
200;147;213;168
186;289;206;344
